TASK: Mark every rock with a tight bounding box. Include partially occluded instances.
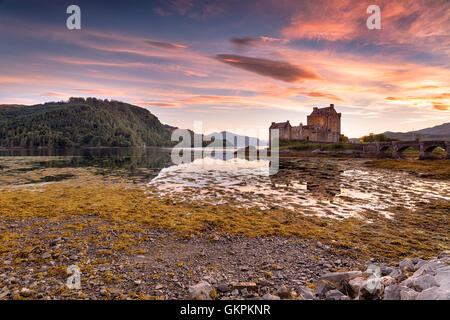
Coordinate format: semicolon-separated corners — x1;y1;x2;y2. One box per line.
257;278;272;286
297;286;315;300
262;293;280;300
41;252;51;260
155;284;163;290
435;265;450;291
380;276;396;287
319;271;362;287
359;277;382;300
348;277;365;296
437;251;449;259
216;283;230;293
399;258;415;272
231;282;257;291
325;289;346;300
403;274;438;292
134;280;142;286
416;286;450;300
276;285;292;299
399;287;418;300
414;259;427;271
380;265;395;276
188;281;214;300
0;289;10;299
20;288;33;297
389;269;407;282
315;280;334;299
383;285;404;300
364;265;381;278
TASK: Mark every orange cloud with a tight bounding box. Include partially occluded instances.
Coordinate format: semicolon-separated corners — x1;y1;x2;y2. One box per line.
280;0;450;51
42;92;71;98
134;101;183;108
432;103;449;111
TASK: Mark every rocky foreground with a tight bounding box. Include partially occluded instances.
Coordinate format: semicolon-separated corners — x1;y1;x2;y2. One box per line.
188;251;450;300
0;221;448;300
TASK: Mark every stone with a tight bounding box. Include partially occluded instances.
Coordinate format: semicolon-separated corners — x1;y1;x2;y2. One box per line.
0;289;10;299
315;280;334;299
319;271;362;287
231;282;257;291
414;259;427;271
380;265;395;276
399;258;415;272
380;276;396;287
348;277;365;296
364;265;382;278
404;274;438;292
383;285;404;300
399;287;418;300
389;269;407;282
416;286;450;300
42;252;51;260
276;285;292;299
359;277;382;300
20;288;33;297
155;283;163;290
325;289;346;300
297;286;315;300
435;265;450;291
216;283;230;293
262;293;280;300
437;251;449;259
188;281;214;300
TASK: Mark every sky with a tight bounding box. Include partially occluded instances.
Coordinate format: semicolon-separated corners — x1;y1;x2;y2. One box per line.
0;0;449;139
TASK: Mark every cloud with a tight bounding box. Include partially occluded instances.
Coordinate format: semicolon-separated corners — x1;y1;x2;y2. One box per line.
280;0;450;52
261;86;344;101
386;93;450;102
215;54;322;82
74;89;123;96
144;40;186;50
230;36;289;47
432;103;449;111
134;101;183;108
42;92;70;98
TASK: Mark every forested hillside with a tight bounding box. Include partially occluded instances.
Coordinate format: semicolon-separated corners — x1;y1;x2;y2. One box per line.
0;98;173;148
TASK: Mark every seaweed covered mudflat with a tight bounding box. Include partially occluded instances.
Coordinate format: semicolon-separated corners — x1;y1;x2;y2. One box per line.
0;155;448;300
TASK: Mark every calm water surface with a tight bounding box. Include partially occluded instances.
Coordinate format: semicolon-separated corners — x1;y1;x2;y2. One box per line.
0;147;448;219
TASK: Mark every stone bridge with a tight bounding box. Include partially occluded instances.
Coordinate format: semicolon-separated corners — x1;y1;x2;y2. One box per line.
361;140;450;159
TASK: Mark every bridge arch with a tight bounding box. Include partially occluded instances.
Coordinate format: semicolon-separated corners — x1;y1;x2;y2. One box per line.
392;142;420;159
419;141;448;160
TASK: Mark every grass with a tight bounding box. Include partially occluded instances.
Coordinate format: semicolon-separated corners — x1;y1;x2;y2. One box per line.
365;159;450;180
0;178;448;263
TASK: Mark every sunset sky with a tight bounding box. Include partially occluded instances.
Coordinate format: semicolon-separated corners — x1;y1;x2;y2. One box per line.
0;0;449;139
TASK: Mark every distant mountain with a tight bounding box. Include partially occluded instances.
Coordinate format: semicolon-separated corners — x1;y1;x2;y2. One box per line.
0;97;173;148
383;123;450;141
205;131;268;147
350;123;450;142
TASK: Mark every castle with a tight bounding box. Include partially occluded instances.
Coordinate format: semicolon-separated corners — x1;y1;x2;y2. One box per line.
269;104;341;144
